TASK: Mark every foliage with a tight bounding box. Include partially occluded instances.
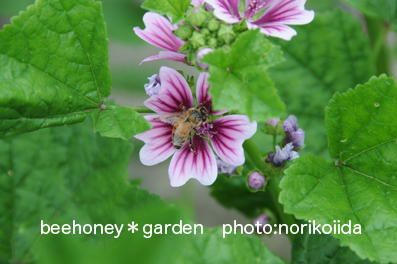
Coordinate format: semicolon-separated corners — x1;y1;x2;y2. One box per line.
0;0;151;140
280;75;397;263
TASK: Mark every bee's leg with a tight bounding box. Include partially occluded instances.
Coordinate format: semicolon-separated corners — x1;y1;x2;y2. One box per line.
193;128;206;138
179;103;187;113
189;135;197;155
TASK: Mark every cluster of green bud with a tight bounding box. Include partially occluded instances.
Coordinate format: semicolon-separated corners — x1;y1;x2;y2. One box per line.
173;4;249;69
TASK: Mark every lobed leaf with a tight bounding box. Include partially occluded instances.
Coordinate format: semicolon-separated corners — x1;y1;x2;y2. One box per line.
0;0;151;140
91;105;152;140
292;228;378;264
0;119;160;263
280;75;397;263
202;29;286;122
0;0;111;137
269;9;376;157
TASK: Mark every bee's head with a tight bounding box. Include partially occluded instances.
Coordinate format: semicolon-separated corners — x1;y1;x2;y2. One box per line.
200;107;208;122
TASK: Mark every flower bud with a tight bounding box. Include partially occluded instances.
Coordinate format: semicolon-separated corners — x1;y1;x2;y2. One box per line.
207;38;217;47
186;9;209;27
266;143;299;168
233;20;248;32
189;31;206;49
144;74;161;97
196;48;213;70
207;19;220;31
253;213;270;233
216;156;237;176
218;24;236;44
248;171;266;190
205;3;214;11
282;115;305;150
201;28;210;36
173;25;193;41
266;118;281;128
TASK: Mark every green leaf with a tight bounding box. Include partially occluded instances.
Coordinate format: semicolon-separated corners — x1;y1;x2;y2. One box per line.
210;175;274;218
202;29;286;122
0;118;160;263
0;0;110;137
269;9;376;157
176;228;286;264
141;0;191;24
342;0;397;23
292;226;378;264
91;105;152;140
38;223;286;264
279;75;397;263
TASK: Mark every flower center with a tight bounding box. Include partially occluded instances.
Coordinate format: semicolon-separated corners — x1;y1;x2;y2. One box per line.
245;0;267;19
196;122;217;138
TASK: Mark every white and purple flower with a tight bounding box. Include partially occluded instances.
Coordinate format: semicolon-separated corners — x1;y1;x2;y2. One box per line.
133;12;187;64
135;67;257;187
205;0;315;40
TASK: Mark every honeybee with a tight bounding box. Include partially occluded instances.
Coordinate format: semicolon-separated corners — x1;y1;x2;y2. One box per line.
169;101;209;154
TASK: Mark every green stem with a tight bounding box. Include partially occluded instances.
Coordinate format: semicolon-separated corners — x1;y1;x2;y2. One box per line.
128;106;155;113
243;139;263;170
273;134;277;149
268;177;296;242
365;16;391;76
243;139;296;242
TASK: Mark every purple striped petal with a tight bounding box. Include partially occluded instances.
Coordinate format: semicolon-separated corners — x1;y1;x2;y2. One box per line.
211;115;257;166
196;72;227;115
139;51;186;65
139;55;160;65
133;12;185;52
247;21;298;40
257;0;315;25
135;115;176;166
144;67;194;114
159;51;187;62
205;0;241;24
169;135;217;187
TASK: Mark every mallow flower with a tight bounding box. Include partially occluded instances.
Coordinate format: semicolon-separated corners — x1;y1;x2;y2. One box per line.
205;0;315;40
266;142;299;167
134;0;207;64
282;115;305;150
133;12;187;64
135;67;257;187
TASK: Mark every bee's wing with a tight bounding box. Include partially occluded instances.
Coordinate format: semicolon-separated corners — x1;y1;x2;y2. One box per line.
158;112;182;125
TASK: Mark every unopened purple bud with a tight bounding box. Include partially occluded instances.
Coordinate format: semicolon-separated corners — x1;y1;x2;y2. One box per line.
253;213;269;227
282;115;305;150
266;118;281;127
144;74;161;97
205;3;214;11
216;156;237;176
266;143;299;167
253;213;271;233
248;171;266;190
196;48;213;70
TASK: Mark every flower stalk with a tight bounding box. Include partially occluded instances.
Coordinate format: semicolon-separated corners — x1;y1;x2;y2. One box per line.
243;138;296;241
